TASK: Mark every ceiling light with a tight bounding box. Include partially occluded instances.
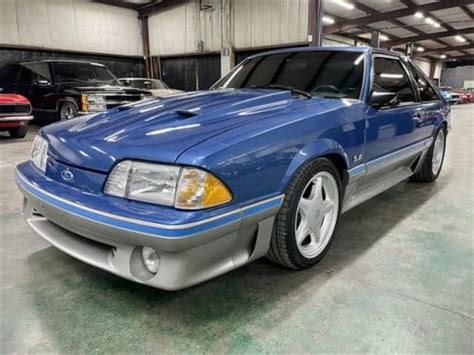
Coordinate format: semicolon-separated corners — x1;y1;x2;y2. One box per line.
415;12;424;18
455;35;466;42
354;54;364;65
440;54;447;59
380;73;404;79
323;16;335;25
335;0;355;10
380;34;389;41
425;17;440;28
417;46;424;52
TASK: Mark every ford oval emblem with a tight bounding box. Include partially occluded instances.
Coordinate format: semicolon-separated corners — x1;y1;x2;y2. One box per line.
61;170;74;181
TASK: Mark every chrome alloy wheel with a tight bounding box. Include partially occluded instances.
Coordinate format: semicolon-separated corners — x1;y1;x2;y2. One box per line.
60;104;76;120
294;171;339;259
432;129;445;176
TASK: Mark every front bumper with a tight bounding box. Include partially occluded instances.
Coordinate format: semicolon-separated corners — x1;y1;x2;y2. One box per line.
0;115;33;122
16;167;283;290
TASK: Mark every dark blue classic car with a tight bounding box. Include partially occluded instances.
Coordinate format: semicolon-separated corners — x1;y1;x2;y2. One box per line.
16;47;449;290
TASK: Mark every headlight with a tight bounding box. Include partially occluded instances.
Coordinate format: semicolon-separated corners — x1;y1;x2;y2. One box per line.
31;135;48;172
104;161;232;209
81;94;106;112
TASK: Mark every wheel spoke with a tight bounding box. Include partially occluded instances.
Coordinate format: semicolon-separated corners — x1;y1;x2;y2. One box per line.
308;177;323;203
298;198;312;216
296;221;309;244
309;230;321;244
322;199;334;215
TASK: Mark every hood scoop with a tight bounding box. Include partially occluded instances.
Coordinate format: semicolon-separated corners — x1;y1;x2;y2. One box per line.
176;109;199;118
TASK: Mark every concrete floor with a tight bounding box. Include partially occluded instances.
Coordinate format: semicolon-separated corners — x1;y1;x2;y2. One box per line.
1;105;472;353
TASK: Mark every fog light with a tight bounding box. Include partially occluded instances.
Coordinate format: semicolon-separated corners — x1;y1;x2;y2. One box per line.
140;247;160;274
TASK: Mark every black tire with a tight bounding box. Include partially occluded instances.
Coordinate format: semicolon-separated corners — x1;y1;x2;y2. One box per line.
8;125;28;138
58;101;78;121
411;126;447;183
267;158;342;269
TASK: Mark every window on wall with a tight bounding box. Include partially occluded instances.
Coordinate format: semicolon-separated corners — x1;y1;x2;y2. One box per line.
372;57;416;103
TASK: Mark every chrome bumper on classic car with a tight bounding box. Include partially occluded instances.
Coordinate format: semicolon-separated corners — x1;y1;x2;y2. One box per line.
16;168;283;290
0;115;33;122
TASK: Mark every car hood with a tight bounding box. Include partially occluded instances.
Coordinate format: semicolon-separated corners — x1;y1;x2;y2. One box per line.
0;94;30;104
61;84;150;95
42;89;317;172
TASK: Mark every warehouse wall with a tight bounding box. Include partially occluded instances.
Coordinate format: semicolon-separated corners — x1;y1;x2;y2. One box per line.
148;0;309;56
440;66;474;88
233;0;309;49
149;0;221;56
0;0;143;56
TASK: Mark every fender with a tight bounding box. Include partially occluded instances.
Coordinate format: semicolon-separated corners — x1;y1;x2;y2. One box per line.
278;138;350;192
56;97;79;113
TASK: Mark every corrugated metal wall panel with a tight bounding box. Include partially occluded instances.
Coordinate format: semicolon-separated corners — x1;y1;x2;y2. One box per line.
0;0;142;56
149;0;221;56
149;0;309;56
233;0;309;49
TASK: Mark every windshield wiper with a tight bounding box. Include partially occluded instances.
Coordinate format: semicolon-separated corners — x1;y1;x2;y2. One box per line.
249;84;312;99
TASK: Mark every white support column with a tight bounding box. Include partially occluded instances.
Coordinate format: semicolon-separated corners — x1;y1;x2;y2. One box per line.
220;0;234;76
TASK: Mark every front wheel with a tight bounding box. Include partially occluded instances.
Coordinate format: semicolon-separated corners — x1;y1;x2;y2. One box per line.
267;158;342;269
411;126;446;183
59;102;78;121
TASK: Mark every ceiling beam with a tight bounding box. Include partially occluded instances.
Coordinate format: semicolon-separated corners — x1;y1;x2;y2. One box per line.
442;54;474;62
460;5;474;19
353;0;456;52
399;0;471;54
416;44;474;56
381;27;474;47
415;3;472;54
324;0;474;35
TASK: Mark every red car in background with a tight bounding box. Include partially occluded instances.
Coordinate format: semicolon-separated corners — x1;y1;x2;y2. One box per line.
0;94;33;138
453;89;473;104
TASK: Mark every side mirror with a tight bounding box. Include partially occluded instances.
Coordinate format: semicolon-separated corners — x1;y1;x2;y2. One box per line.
34;79;51;86
369;91;399;108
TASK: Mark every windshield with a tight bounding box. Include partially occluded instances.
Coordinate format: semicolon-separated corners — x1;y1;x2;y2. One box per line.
213;51;365;99
123;79;168;90
53;63;121;85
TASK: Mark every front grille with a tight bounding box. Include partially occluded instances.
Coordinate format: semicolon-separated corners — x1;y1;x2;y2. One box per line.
0;103;31;115
102;94;143;109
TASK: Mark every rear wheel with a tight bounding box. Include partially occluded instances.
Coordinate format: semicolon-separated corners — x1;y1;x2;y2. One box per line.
267;158;342;269
411;126;446;183
59;102;78;121
8;125;28;138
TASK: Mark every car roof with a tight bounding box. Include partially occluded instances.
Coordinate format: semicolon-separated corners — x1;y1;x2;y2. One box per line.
246;46;404;60
15;59;105;66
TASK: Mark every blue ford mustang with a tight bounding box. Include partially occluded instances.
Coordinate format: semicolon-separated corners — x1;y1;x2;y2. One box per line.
16;47;449;290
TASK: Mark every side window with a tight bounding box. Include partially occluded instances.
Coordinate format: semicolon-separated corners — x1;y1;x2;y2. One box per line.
17;66;33;85
372;57;416;103
407;64;439;101
24;63;52;84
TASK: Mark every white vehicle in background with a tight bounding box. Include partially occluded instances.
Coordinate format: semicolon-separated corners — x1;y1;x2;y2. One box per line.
119;78;182;98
